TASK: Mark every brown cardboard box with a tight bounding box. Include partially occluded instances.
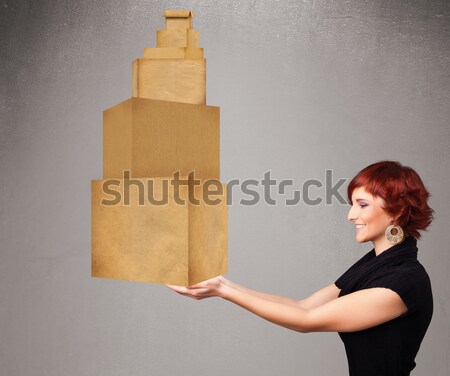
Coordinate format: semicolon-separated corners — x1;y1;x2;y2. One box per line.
91;176;228;286
102;97;220;180
132;58;205;104
156;29;199;48
164;10;194;29
143;47;204;59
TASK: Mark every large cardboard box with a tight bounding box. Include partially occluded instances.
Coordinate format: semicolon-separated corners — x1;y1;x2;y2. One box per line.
102;97;220;180
91;176;228;286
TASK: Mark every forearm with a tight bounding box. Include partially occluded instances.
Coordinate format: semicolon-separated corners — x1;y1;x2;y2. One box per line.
219;280;310;333
220;277;302;307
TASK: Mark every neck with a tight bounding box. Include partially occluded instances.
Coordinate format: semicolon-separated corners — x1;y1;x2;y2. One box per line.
373;235;407;256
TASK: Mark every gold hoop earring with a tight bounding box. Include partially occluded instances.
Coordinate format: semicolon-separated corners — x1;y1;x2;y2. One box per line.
385;224;404;244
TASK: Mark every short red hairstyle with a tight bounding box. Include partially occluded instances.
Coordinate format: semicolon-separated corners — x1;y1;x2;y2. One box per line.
347;160;434;239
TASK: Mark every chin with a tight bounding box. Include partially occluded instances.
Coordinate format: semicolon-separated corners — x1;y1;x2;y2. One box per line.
355;234;368;243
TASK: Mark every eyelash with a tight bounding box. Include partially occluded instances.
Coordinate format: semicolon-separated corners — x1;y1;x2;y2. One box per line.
348;202;367;208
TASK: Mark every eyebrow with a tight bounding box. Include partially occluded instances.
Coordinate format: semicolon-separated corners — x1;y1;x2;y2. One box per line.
349;198;369;203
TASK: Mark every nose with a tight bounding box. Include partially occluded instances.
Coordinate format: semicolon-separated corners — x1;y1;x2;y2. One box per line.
348;205;357;222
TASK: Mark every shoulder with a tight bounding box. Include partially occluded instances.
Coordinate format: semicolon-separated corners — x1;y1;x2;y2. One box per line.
364;262;432;314
306;286;409;332
368;261;431;286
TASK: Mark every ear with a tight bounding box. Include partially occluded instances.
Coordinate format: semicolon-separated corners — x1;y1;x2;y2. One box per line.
391;212;403;224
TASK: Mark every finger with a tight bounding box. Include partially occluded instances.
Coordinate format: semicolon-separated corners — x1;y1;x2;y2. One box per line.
166;286;193;297
173;289;202;299
168;285;203;297
166;285;188;293
172;285;203;292
187;281;210;289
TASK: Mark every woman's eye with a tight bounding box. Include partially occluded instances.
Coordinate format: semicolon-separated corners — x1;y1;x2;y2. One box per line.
359;204;367;208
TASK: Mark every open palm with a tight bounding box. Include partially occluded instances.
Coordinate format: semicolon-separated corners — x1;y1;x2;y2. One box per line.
166;276;225;300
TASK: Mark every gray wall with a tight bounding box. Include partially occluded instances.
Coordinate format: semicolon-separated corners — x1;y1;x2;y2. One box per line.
1;1;449;375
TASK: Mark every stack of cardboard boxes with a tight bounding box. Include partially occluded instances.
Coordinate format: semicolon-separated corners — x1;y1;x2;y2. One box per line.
91;11;228;286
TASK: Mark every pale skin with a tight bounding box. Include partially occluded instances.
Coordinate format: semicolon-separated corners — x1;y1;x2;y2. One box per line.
166;186;409;333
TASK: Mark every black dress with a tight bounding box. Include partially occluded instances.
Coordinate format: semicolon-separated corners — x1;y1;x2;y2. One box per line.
334;235;433;376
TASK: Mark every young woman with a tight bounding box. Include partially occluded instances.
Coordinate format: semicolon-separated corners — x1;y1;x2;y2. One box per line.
167;160;435;376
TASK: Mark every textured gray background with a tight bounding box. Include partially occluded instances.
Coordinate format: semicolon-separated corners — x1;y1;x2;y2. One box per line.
1;0;449;375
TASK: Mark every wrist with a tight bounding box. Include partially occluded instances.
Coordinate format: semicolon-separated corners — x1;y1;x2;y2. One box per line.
217;278;231;299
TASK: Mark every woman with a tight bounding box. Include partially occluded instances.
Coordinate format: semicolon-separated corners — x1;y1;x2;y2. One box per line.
167;160;434;376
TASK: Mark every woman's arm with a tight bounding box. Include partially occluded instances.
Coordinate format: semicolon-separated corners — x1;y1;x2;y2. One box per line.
167;277;408;333
298;283;341;309
219;280;311;332
218;276;303;308
219;282;408;333
219;277;341;309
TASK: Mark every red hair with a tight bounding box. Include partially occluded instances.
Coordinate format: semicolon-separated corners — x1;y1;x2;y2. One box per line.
348;161;435;239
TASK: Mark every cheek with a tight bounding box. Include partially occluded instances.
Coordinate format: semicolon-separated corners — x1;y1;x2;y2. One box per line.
360;209;373;222
366;209;390;228
362;209;381;225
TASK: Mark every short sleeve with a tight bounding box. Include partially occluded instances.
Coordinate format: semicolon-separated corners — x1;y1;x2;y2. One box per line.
334;271;347;289
365;268;423;314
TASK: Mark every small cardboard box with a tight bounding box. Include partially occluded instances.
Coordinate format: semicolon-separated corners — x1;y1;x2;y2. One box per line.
156;29;199;48
164;10;194;30
143;47;204;59
132;58;205;104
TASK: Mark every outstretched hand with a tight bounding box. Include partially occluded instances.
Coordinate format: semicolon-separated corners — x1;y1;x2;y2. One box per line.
166;275;226;300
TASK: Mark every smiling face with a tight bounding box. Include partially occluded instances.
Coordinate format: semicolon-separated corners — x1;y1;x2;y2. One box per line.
348;186;400;254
